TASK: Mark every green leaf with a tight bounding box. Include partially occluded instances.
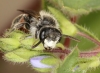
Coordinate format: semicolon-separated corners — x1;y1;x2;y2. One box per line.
47;6;78;36
63;0;100;10
74;10;100;51
4;30;25;40
73;56;100;73
75;24;99;41
4;48;47;63
47;0;100;16
21;37;35;49
56;43;65;50
21;37;44;50
57;47;81;73
0;38;20;51
41;55;59;66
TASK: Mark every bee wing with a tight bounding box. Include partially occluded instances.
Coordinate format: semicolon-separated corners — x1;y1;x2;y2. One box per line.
17;9;40;19
62;34;80;42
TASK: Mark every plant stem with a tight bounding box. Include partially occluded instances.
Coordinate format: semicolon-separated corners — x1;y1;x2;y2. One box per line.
64;16;77;48
80;51;99;57
42;48;100;58
43;49;71;54
64;38;70;48
77;31;100;46
70;16;77;23
45;49;100;58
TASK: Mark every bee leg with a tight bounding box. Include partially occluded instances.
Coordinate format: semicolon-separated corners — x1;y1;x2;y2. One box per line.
25;35;33;38
45;48;48;50
32;41;41;49
13;22;30;33
16;23;25;29
10;23;24;33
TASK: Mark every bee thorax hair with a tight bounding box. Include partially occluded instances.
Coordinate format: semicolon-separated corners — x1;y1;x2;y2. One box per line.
39;11;59;28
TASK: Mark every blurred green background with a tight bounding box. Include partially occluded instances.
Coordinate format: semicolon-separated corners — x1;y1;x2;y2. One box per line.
71;10;100;51
77;10;100;73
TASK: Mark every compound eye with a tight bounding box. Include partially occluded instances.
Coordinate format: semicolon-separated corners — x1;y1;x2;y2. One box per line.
40;31;45;41
25;23;30;29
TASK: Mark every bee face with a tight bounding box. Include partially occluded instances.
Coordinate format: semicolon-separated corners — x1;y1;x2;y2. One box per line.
39;27;61;49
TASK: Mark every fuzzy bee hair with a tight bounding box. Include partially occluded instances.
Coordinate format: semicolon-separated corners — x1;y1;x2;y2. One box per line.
11;9;79;50
30;10;61;39
39;11;59;28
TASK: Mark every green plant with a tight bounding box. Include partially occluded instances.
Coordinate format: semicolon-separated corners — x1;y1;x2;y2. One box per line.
1;0;100;73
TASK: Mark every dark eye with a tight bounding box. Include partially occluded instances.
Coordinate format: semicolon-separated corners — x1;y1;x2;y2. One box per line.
40;31;45;40
25;23;30;29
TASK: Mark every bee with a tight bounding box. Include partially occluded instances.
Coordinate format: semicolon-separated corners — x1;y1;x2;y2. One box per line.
11;10;79;50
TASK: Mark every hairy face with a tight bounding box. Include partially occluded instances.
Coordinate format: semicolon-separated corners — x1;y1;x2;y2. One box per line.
39;27;61;49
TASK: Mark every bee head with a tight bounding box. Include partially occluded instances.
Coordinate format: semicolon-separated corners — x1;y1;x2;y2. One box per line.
39;27;61;49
